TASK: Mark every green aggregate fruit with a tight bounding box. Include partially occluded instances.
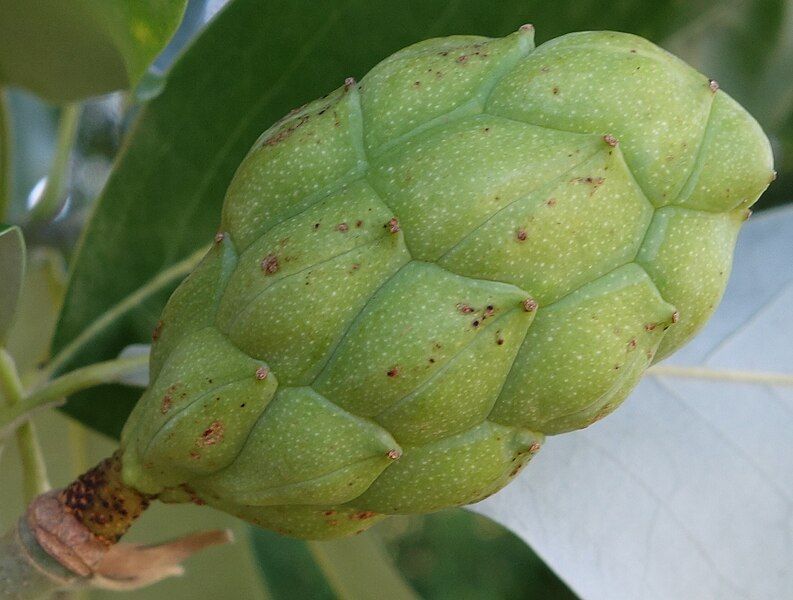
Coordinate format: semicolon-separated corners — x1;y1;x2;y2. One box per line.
120;27;774;539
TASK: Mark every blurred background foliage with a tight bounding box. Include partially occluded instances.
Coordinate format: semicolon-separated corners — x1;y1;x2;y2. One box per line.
0;0;790;597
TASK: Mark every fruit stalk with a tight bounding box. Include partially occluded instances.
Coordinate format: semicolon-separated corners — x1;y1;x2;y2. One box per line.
0;453;149;598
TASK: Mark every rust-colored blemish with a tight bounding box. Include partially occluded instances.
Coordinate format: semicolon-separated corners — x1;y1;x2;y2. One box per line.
160;394;172;415
198;421;224;447
349;511;377;520
337;222;349;232
603;134;619;147
387;217;400;233
261;254;279;274
516;228;527;241
456;303;475;314
386;366;399;378
255;366;269;380
152;320;163;342
387;449;401;460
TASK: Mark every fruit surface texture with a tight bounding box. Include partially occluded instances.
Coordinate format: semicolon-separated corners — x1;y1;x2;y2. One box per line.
120;28;774;538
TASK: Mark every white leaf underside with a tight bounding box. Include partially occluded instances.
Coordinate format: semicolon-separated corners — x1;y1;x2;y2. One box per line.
472;205;793;600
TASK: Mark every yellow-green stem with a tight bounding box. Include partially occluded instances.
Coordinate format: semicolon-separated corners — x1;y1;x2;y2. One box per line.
0;349;50;501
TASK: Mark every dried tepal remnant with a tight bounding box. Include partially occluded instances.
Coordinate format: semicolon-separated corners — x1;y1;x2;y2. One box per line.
116;26;773;540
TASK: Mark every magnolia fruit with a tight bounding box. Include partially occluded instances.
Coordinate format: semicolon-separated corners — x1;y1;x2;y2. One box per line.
120;27;774;539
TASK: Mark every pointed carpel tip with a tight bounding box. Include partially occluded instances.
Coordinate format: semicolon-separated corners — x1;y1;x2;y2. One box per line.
386;448;402;460
519;24;534;33
522;298;538;312
603;134;619;147
344;77;356;90
770;170;778;183
708;79;720;93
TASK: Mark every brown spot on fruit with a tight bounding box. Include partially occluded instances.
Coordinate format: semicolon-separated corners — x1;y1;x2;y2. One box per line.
516;228;527;241
552;86;559;95
644;323;657;332
546;198;557;207
261;254;279;274
350;511;377;520
456;303;475;314
324;510;337;516
528;442;541;454
386;366;399;378
152;320;163;342
456;55;469;63
198;421;224;447
337;222;349;232
387;449;402;460
255;366;269;380
603;134;619;147
709;79;720;92
484;305;495;317
356;220;363;227
160;395;172;415
627;338;638;350
672;311;680;323
214;232;225;244
387;217;400;233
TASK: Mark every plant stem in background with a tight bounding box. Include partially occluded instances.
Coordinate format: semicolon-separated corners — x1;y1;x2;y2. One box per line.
0;88;11;221
26;354;148;410
0;354;148;439
28;103;81;223
647;364;793;386
0;349;50;503
45;244;207;378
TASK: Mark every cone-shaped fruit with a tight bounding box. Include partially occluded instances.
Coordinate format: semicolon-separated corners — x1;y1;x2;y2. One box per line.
121;27;774;539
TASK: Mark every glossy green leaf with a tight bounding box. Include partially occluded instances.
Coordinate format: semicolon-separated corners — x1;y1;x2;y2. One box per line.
0;0;187;103
51;0;774;440
0;224;24;344
250;510;577;599
4;248;66;379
